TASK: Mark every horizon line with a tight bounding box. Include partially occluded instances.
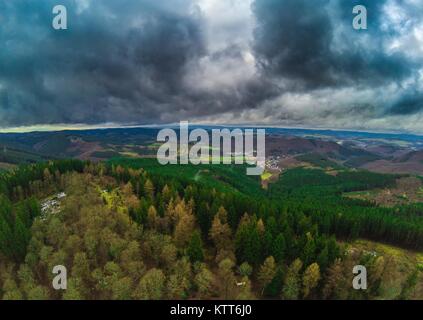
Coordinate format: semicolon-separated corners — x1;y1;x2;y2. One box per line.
0;122;422;137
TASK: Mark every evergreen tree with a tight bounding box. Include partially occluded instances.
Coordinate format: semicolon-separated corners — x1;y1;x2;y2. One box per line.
272;233;286;262
187;232;204;263
238;262;253;277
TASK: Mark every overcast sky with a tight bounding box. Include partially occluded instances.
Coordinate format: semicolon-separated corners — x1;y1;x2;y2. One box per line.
1;0;423;133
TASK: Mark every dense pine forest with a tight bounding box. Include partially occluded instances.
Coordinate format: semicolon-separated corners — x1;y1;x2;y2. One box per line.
0;159;422;300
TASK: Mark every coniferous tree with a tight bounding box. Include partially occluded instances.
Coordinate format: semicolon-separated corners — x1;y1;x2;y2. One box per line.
187;232;204;263
258;256;277;296
282;259;303;300
302;263;321;298
272;233;286;262
217;258;237;300
194;264;215;299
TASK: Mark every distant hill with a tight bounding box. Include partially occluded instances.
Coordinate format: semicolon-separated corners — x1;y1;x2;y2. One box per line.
0;126;421;175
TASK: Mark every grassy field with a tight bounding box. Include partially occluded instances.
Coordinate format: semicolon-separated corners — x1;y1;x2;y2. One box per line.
108;157;263;196
261;171;273;181
343;176;423;207
296;153;344;170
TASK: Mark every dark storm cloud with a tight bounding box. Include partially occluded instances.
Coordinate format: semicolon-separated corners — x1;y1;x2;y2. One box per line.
0;0;276;127
252;0;418;89
389;92;423;115
0;0;209;126
0;0;422;130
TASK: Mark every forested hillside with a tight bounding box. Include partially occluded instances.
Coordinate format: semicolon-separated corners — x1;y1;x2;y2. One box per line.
0;159;422;300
